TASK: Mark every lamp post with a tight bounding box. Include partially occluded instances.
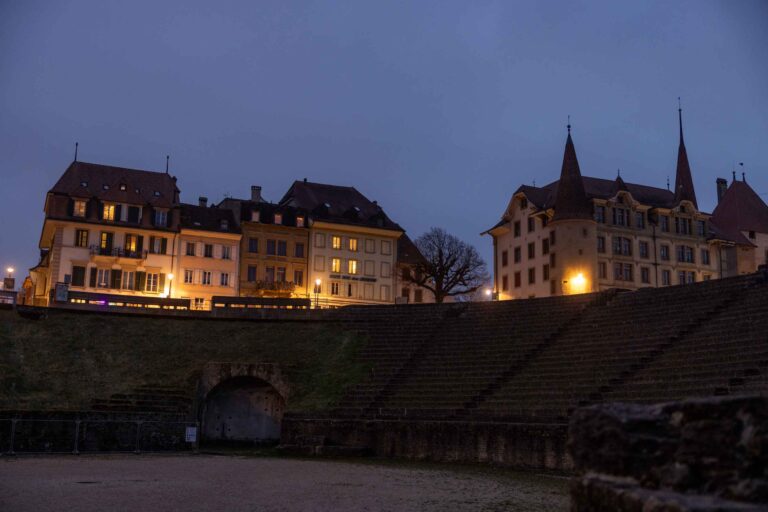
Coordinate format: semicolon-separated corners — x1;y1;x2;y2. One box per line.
167;273;174;298
6;267;13;278
314;278;321;309
4;267;15;292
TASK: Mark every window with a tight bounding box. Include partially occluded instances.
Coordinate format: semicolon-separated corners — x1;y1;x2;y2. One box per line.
528;267;535;284
599;262;607;279
204;244;213;258
97;268;110;288
701;249;710;265
274;213;283;225
679;271;696;284
74;200;87;217
520;198;528;209
102;203;116;221
154;210;167;227
276;267;286;282
348;259;358;275
347;283;355;297
315;233;326;248
349;238;358;252
220;273;230;286
660;245;670;261
220;220;229;230
527;217;535;233
146;273;159;292
184;269;194;284
514;247;521;263
125;234;138;253
677;245;695;263
675;217;692;235
266;240;276;255
220;246;231;260
265;267;275;283
364;260;375;276
75;229;89;248
614;263;633;282
697;220;707;237
501;250;508;267
502;275;509;291
549;252;556;268
513;221;521;238
641;267;650;284
381;262;391;277
251;210;261;222
331;282;340;296
639;241;649;259
549;229;556;246
314;256;325;272
248;238;258;253
294;270;303;286
295;242;305;258
660;216;670;232
332;236;342;250
201;271;211;286
71;266;86;287
122;271;135;290
194;298;205;309
662;269;671;286
382;240;392;255
247;266;257;282
635;212;645;229
100;232;113;252
543;264;550;280
414;289;423;303
527;242;535;259
542;239;550;255
597;236;605;254
296;216;305;228
151;237;165;255
612;237;632;256
127;206;140;223
380;285;391;301
594;206;605;223
514;272;521;288
612;208;629;227
331;258;341;273
186;242;196;256
277;240;287;256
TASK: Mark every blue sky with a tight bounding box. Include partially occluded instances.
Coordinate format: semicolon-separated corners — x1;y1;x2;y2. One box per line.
1;0;766;275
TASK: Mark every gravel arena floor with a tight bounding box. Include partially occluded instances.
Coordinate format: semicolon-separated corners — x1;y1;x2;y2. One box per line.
0;454;569;511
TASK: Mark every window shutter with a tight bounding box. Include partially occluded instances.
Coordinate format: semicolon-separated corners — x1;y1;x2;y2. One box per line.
67;199;74;217
114;204;122;222
149;207;156;226
159;273;166;292
166;210;173;228
148;236;155;254
136;272;146;291
106;233;114;252
161;238;167;255
97;202;104;220
89;267;97;288
85;199;92;218
111;270;122;289
137;236;144;254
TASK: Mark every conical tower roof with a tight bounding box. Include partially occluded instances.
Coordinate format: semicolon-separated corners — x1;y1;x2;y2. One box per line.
552;127;593;222
673;107;698;208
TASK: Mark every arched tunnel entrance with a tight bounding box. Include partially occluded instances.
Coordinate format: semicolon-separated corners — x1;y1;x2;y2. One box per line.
198;363;289;446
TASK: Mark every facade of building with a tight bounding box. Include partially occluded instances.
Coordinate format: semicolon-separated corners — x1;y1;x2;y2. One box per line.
219;187;310;299
484;112;747;300
173;200;242;309
394;234;435;304
279;180;404;307
31;161;181;305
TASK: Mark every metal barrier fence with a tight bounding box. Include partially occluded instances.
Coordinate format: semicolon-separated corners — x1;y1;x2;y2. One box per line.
0;418;199;455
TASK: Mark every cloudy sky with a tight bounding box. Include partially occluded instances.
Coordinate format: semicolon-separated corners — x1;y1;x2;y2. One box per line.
1;0;766;276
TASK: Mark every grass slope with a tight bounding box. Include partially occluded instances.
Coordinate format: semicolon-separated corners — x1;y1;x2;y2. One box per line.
0;310;366;412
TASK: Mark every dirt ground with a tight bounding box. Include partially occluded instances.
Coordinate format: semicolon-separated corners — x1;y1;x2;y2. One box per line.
0;454;569;511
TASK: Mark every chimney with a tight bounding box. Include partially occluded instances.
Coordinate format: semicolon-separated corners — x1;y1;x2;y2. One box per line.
199;196;208;207
716;178;727;203
251;186;263;202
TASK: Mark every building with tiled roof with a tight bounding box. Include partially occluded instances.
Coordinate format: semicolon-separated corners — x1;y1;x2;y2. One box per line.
484;109;741;300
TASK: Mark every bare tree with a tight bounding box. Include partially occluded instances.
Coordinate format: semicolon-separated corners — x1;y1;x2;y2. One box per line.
405;227;488;303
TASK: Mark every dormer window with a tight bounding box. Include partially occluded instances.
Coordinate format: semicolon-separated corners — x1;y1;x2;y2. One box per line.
220;219;229;230
296;216;305;227
154;209;168;227
153;191;161;197
102;184;110;190
80;181;88;187
251;210;260;222
102;203;116;221
324;202;331;208
73;200;87;217
119;184;127;191
274;213;283;225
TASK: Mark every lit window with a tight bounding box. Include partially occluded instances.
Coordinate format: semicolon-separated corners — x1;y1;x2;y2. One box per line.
146;273;159;292
348;259;358;275
274;213;283;225
73;200;87;217
296;216;305;227
332;258;341;273
251;210;261;222
332;236;342;249
124;234;137;252
102;204;115;221
119;184;127;191
349;238;358;252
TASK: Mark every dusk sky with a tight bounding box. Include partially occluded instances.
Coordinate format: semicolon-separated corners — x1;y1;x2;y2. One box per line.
1;0;767;277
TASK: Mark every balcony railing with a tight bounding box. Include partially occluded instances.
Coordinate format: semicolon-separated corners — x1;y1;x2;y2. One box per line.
89;245;148;259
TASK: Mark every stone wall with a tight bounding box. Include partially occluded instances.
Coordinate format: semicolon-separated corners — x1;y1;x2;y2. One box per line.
281;416;571;470
568;396;768;511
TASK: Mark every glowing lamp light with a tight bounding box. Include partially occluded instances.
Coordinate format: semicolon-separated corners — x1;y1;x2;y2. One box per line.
167;273;174;280
570;272;588;294
315;278;321;286
6;267;14;275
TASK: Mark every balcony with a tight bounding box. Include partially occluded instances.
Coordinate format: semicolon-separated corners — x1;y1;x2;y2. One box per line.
89;245;148;260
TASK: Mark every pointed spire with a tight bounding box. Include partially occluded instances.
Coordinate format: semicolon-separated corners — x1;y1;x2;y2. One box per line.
673;100;698;208
74;142;79;162
552;126;592;222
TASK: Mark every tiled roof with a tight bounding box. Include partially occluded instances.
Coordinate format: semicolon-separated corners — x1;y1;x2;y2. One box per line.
710;180;768;239
179;204;240;234
279;180;403;232
551;132;592;221
49;161;179;208
397;234;426;266
673;109;698;208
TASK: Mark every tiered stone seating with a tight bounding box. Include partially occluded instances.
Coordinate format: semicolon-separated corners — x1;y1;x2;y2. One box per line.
473;274;762;421
90;385;192;415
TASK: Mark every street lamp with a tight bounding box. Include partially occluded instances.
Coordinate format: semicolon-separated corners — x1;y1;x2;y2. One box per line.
484;288;492;301
314;278;321;309
6;267;14;278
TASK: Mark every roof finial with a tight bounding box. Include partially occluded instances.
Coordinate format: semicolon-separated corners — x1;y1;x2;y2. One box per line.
666;176;670;190
567;114;571;134
678;97;684;141
165;155;169;174
74;142;79;162
740;162;745;182
732;170;737;182
617;168;621;178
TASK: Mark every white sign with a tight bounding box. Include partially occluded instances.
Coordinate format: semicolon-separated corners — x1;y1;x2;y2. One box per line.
185;426;197;443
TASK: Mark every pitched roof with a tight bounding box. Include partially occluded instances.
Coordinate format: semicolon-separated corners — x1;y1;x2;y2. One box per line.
223;198;309;228
49;161;179;208
179;204;240;234
397;234;426;266
710;180;768;236
673;108;698;208
551;132;593;222
279;180;403;232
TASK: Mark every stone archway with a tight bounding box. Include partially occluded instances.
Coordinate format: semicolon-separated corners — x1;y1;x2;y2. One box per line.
198;363;289;444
